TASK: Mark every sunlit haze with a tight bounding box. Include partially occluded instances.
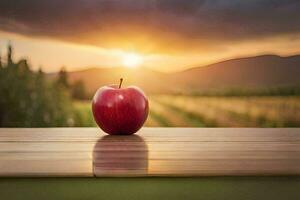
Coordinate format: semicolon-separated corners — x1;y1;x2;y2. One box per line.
0;1;300;72
122;53;143;68
1;31;299;73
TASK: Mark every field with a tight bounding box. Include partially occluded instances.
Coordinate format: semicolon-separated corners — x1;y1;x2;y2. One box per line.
74;96;300;127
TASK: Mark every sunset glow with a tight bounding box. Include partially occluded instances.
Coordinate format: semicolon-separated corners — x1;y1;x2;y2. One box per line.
122;53;143;68
0;1;299;73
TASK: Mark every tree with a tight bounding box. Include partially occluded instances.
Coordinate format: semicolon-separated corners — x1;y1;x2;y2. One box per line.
56;67;69;88
7;42;13;66
0;51;2;68
72;80;87;100
0;43;75;127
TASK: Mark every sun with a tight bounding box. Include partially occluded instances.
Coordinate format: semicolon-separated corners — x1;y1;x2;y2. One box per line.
122;53;143;68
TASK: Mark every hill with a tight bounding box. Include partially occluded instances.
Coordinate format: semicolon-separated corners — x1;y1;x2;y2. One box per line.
66;67;171;95
52;55;300;95
175;55;300;92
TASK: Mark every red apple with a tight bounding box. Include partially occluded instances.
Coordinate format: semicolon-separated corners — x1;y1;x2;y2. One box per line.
92;78;149;135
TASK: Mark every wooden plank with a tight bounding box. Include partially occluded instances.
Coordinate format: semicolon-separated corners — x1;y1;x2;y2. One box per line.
0;128;299;177
1;151;299;160
0;128;299;142
0;160;92;177
0;141;299;152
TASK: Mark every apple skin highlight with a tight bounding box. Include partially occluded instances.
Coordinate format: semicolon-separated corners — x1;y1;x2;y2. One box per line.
92;82;149;135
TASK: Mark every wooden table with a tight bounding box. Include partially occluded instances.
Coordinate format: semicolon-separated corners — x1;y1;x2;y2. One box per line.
0;128;299;200
0;127;299;176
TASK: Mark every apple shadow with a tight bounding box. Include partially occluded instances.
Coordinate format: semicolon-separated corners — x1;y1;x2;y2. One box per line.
93;135;148;176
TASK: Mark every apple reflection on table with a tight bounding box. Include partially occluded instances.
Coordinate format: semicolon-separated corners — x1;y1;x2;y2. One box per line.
93;135;148;176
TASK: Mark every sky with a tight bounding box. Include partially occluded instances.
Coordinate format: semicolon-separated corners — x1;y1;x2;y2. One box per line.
0;0;300;72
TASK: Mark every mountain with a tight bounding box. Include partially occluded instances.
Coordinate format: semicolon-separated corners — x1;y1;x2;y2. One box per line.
54;54;300;95
173;55;300;92
66;67;171;95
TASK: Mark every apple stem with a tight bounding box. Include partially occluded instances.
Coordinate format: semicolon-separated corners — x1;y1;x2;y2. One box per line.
118;78;123;89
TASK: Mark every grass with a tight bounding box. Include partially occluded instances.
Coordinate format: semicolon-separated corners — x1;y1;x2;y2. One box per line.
72;101;96;127
73;96;300;127
149;109;172;127
1;177;299;200
154;99;206;127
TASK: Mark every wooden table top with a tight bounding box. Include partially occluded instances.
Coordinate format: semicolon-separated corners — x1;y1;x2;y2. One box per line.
0;128;299;177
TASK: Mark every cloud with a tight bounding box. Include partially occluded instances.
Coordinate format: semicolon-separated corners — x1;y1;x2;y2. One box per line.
0;0;300;54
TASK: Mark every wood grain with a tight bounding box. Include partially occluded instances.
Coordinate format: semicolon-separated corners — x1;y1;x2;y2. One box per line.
0;128;299;177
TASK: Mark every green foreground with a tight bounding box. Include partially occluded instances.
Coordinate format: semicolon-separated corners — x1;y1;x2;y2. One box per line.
1;177;299;200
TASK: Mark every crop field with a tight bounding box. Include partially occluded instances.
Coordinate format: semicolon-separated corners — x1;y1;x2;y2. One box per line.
74;96;300;127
